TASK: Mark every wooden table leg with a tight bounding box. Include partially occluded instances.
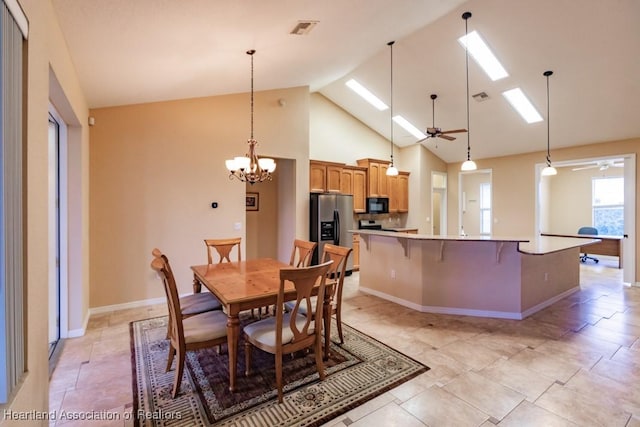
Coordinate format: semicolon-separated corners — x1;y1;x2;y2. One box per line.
226;313;240;392
192;274;202;293
323;292;332;359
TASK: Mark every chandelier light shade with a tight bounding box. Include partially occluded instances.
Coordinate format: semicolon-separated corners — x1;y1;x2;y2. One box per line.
460;11;477;172
386;41;399;177
225;49;276;184
541;70;557;176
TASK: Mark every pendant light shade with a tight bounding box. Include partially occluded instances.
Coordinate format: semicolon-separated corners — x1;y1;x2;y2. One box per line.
225;49;276;184
386;41;399;177
541;70;557;176
461;12;477;172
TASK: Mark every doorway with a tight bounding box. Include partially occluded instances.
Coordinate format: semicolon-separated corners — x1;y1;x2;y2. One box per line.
535;154;636;284
459;169;492;236
431;171;447;235
47;111;61;357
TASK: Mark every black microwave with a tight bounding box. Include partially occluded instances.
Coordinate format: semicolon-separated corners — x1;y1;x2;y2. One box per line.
366;197;389;214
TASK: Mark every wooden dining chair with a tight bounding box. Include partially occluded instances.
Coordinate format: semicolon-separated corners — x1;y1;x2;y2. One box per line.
289;239;317;268
152;249;222;323
243;260;333;403
262;239;318;317
195;237;242;293
151;251;228;398
283;244;352;343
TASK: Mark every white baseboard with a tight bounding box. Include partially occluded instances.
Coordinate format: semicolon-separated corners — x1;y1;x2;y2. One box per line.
66;311;90;338
89;296;167;316
520;286;580;318
359;285;579;320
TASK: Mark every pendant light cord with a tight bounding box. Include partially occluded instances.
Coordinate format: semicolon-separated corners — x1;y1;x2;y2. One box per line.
545;71;552;166
464;13;471;162
388;41;395;164
248;49;255;140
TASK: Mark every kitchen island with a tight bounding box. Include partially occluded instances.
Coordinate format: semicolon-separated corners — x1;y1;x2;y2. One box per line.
354;230;599;319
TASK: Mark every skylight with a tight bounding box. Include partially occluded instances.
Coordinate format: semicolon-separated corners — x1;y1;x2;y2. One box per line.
502;88;543;123
393;115;427;140
458;31;508;81
345;79;388;111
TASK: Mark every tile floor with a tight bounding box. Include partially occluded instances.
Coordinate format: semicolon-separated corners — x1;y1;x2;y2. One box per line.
49;259;640;426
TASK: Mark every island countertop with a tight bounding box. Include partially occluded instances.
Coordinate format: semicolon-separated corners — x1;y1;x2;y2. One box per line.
350;229;599;255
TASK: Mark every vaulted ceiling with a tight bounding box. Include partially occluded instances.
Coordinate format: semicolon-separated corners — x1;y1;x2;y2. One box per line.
52;0;640;163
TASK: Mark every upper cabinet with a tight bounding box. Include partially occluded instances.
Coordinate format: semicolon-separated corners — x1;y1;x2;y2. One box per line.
309;161;367;213
310;160;343;193
309;159;405;213
341;166;367;213
357;158;389;197
357;158;409;212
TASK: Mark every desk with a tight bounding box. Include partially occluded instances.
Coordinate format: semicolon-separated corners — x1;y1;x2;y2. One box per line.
541;233;623;268
191;259;332;392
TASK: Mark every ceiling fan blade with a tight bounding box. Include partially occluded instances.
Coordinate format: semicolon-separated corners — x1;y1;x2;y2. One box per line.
438;134;456;141
416;136;429;144
440;129;468;134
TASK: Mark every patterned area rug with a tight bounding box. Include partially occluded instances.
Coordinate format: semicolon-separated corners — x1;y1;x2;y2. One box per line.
130;316;428;426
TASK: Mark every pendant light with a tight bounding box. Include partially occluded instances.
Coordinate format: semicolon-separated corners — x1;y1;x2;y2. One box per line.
386;41;399;176
460;11;477;172
225;49;276;184
541;70;557;176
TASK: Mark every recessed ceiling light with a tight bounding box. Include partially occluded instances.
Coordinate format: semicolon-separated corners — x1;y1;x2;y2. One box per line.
502;88;543;123
393;115;427;139
345;79;388;111
458;31;508;81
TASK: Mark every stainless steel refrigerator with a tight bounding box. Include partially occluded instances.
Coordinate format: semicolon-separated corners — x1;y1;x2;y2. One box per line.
310;193;354;273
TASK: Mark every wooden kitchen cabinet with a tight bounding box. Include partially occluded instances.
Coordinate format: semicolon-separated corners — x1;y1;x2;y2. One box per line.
397;172;409;213
310;160;342;193
388;174;399;212
340;166;367;213
356;158;391;197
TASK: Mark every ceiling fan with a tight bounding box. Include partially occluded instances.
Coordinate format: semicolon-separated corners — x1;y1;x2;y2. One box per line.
418;94;467;143
571;159;624;171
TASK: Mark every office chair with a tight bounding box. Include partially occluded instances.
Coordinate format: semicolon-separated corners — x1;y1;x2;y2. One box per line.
578;226;599;263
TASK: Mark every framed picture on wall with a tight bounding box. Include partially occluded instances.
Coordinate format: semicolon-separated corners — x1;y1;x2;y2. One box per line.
246;192;259;211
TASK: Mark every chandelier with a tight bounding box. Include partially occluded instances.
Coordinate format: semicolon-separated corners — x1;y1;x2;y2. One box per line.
225;49;276;184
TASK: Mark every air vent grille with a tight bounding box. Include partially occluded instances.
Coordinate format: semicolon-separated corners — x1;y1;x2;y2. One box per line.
472;91;490;102
290;21;318;35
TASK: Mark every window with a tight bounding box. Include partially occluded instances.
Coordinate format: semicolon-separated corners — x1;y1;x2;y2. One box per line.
592;177;624;235
479;182;491;235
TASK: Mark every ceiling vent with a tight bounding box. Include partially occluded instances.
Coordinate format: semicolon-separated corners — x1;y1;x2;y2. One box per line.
290;20;318;35
472;91;490;102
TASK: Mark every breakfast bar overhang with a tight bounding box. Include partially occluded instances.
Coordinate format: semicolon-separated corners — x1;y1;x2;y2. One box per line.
354;231;599;320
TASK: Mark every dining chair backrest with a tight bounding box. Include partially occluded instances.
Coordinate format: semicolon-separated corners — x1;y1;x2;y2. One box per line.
205;237;242;264
320;243;352;305
289;239;317;268
276;260;333;348
150;250;184;344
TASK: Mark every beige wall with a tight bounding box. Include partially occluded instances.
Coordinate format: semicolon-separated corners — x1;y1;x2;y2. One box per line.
2;0;90;422
246;168;279;259
548;165;623;234
89;86;309;308
309;93;391;165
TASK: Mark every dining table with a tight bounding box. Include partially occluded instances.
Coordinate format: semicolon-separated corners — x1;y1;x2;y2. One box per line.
190;258;333;392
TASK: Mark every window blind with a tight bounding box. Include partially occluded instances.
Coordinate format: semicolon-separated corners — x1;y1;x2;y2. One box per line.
0;0;26;403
